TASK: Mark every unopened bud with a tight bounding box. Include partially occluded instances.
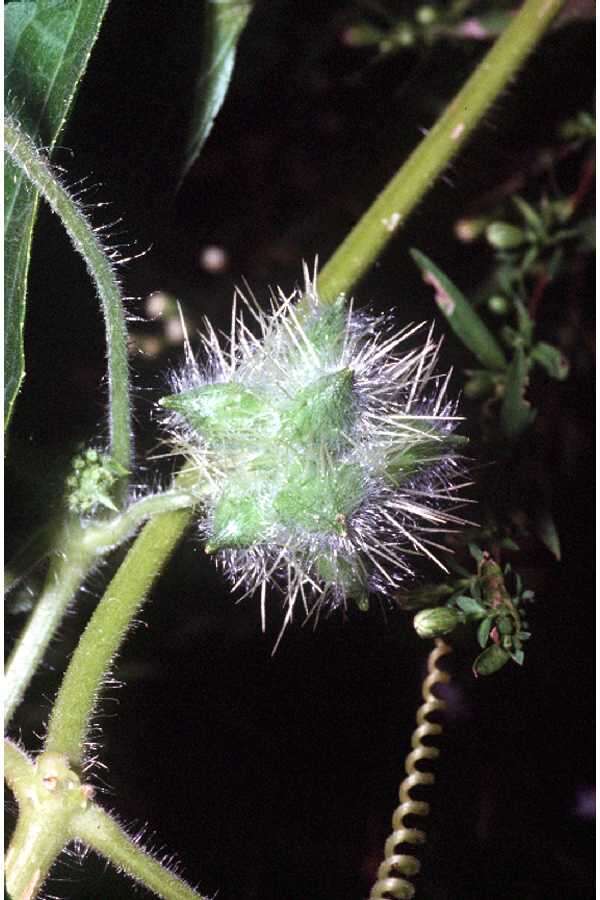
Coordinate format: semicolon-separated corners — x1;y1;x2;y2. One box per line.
487;295;510;315
416;5;437;25
414;606;460;639
486;222;526;250
454;217;488;242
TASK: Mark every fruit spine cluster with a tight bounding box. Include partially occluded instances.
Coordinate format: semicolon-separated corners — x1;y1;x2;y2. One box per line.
159;269;466;629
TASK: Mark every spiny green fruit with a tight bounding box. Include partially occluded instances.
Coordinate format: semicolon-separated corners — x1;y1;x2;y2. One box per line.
159;267;466;623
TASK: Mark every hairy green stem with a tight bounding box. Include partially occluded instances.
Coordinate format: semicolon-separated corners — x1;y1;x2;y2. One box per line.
4;739;34;806
5;537;95;726
5;492;196;728
317;0;565;300
73;805;207;899
4;116;132;493
44;506;193;767
5;751;85;900
4;742;206;900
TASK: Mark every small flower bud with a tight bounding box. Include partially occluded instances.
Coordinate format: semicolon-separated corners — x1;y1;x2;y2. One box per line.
414;607;461;639
340;24;383;48
415;6;437;25
486;222;526;250
454;217;488;242
487;295;510;316
66;448;127;515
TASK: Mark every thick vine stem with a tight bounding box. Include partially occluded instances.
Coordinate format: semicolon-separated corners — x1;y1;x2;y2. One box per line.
369;639;452;900
317;0;565;301
4;115;131;492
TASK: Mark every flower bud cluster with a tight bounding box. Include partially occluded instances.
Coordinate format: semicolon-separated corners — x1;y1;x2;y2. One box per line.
159;270;466;626
66;448;127;515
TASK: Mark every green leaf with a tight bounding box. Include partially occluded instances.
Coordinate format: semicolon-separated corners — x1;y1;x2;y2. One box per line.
455;596;485;617
468;542;484;564
535;508;561;560
530;341;570;381
514;299;534;347
499;537;519;551
500;345;537;441
411;249;508;371
180;0;252;183
512;195;545;239
4;0;110;429
514;571;523;595
477;616;494;648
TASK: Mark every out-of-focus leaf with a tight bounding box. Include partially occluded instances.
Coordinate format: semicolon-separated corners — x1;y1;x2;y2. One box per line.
486;221;526;249
463;369;498;399
455;596;484;617
4;0;109;428
514;299;534;346
513;195;545;238
499;537;520;551
411;249;507;371
500;345;536;441
535;508;561;560
473;644;510;676
467;542;484;564
531;341;570;380
477;616;494;648
180;0;252;183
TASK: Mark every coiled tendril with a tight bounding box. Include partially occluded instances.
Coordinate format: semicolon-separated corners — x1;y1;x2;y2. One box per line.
369;638;452;899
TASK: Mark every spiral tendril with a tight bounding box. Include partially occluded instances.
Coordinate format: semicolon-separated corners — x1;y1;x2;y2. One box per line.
369;638;452;899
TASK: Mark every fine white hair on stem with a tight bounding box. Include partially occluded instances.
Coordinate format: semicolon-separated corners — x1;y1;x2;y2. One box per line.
159;266;468;634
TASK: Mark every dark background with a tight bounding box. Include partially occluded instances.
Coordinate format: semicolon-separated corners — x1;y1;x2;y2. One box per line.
5;2;595;898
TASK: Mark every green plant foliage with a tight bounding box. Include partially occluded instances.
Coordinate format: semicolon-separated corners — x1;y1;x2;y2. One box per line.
411;248;507;371
500;344;536;441
4;0;109;428
413;549;533;675
180;0;253;183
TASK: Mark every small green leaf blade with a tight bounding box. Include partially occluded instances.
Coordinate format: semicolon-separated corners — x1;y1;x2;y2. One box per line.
455;596;485;617
411;249;508;371
477;615;494;648
500;345;537;441
180;0;252;183
4;157;37;430
531;341;570;381
4;0;109;428
535;508;561;560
